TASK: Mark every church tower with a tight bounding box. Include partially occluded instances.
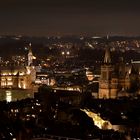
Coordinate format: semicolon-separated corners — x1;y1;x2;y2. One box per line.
129;64;140;93
99;47;117;98
26;43;36;88
28;43;33;66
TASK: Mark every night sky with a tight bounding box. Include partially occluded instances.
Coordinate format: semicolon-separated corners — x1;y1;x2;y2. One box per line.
1;0;140;36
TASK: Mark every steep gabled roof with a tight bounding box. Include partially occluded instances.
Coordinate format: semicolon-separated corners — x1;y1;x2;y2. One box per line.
104;47;111;64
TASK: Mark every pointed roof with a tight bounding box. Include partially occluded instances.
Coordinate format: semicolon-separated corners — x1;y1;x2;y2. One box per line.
130;64;139;75
28;48;33;55
28;43;33;55
104;47;111;64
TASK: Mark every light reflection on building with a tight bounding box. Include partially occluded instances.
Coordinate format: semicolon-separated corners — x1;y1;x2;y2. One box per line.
6;90;12;102
53;86;81;92
0;89;34;102
0;46;36;90
81;109;112;130
86;70;94;81
35;73;56;86
0;66;36;89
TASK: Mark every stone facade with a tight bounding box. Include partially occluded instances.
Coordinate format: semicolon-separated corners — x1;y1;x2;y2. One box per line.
0;47;36;89
99;47;138;99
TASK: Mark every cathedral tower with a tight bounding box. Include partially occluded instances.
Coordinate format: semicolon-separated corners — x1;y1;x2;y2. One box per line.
99;47;117;98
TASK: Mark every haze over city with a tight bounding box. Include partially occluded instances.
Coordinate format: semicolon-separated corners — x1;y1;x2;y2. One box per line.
0;0;140;140
1;0;140;36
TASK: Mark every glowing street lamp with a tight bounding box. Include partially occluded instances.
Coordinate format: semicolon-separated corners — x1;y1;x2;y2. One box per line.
66;51;70;55
61;51;65;55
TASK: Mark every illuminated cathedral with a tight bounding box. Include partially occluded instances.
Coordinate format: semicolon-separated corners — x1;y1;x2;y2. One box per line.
99;47;140;99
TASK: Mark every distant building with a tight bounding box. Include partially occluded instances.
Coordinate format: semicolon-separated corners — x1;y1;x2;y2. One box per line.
99;47;139;99
0;46;36;89
35;72;55;86
86;68;94;81
11;55;26;66
131;60;140;74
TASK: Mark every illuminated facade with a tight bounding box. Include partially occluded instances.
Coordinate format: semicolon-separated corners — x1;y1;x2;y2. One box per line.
82;109;112;130
35;72;56;86
99;47;137;99
0;47;36;89
86;69;94;81
0;66;36;89
28;43;34;66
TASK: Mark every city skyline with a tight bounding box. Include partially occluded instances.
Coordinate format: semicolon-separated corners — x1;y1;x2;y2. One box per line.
0;0;140;36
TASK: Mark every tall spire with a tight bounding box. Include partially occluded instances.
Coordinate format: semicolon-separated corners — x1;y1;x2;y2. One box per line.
107;35;109;40
28;43;33;66
104;47;111;64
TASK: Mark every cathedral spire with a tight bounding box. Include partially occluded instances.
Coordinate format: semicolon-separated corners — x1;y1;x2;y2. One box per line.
104;47;111;64
28;43;33;66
